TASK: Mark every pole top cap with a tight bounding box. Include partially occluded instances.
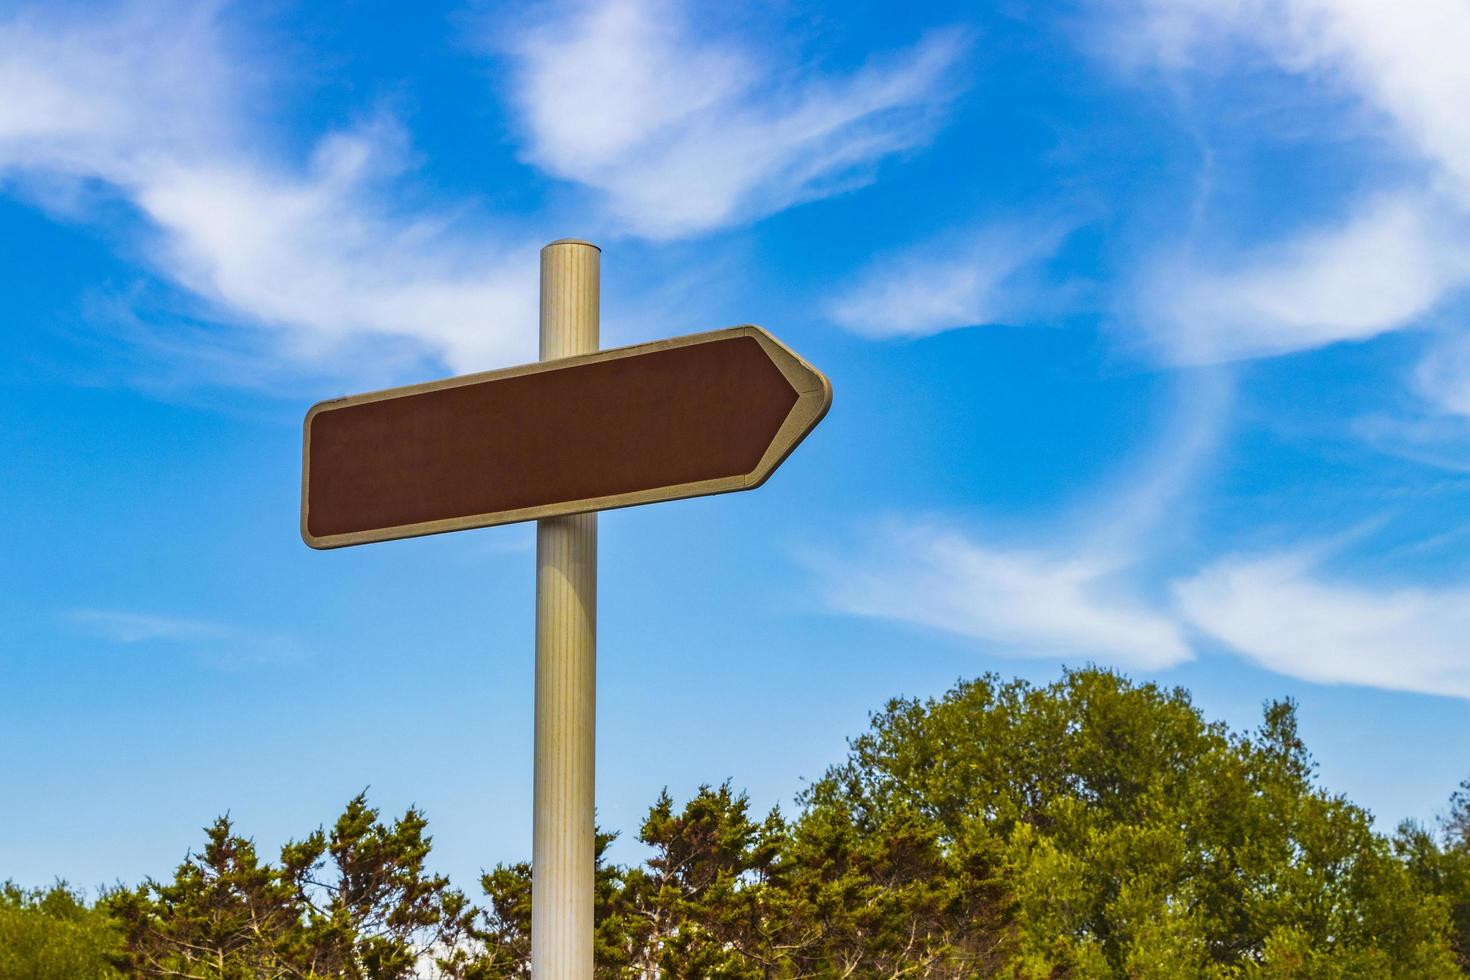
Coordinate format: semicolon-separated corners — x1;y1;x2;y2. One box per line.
542;238;601;252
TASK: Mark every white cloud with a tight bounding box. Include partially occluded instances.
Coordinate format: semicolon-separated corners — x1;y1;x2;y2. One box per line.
1351;412;1470;473
129;136;539;372
1116;0;1470;372
822;520;1470;698
1141;194;1470;365
505;0;965;239
1126;0;1470;193
826;222;1068;339
818;522;1191;669
1416;331;1470;420
1176;549;1470;698
0;2;538;377
71;609;235;644
68;609;304;666
811;370;1229;671
0;2;240;179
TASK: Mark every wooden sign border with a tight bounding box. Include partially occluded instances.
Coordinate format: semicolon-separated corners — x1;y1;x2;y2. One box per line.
301;325;832;549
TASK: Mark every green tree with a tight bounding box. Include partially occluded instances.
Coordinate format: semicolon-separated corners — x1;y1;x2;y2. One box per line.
480;669;1459;977
475;862;531;978
108;793;480;979
477;788;780;979
22;668;1462;978
1445;781;1470;967
0;881;123;980
616;784;782;978
108;815;306;978
805;668;1459;977
478;782;1015;978
772;793;1015;977
473;830;627;978
1399;778;1470;970
286;794;480;978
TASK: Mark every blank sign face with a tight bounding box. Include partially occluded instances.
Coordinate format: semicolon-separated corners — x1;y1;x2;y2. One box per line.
301;326;831;549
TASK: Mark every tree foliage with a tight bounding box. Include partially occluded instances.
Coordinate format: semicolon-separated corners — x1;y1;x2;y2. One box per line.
1399;779;1470;972
106;793;481;979
804;669;1460;977
474;782;1012;978
476;669;1464;976
11;668;1470;977
0;881;123;980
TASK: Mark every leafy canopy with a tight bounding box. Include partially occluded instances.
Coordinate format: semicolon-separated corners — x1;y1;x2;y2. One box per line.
10;667;1470;978
0;881;123;980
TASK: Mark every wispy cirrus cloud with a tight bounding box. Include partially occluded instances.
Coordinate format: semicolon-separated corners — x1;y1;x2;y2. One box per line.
68;609;305;667
818;521;1191;669
825;220;1071;339
1416;331;1470;420
811;371;1230;672
1113;0;1470;398
1122;0;1470;192
3;0;970;383
503;0;967;239
810;355;1470;703
0;2;239;179
0;1;538;380
127;130;539;373
1137;194;1470;365
820;520;1470;700
1176;549;1470;699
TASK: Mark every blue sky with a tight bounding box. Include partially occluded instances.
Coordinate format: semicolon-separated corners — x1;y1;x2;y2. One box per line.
4;0;1470;892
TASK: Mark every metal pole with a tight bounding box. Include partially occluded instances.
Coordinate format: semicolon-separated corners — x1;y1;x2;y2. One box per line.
533;239;599;980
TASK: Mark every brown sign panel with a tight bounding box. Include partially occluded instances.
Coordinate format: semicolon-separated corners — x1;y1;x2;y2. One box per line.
301;326;831;549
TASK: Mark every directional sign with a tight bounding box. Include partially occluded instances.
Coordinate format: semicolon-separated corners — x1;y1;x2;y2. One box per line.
301;325;831;549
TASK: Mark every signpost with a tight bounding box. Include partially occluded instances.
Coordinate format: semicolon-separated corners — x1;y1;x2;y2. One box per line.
301;240;831;978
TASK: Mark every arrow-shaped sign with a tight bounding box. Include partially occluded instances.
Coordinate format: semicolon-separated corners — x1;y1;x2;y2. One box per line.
301;325;831;549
